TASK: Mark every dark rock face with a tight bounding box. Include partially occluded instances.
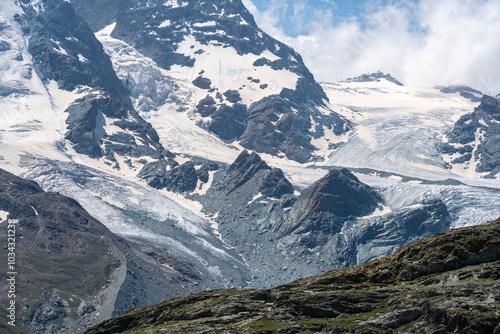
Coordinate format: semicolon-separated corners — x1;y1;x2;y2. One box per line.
17;0;126;96
223;89;242;103
163;162;199;193
68;0;127;31
209;103;248;141
192;76;211;89
442;95;500;178
260;168;294;199
0;40;10;51
280;169;381;238
84;218;500;334
16;0;173;165
239;96;347;163
437;84;483;102
65;93;170;162
137;160;175;189
65;95;105;157
223;150;272;194
215;150;293;198
196;95;217;117
139;160;219;193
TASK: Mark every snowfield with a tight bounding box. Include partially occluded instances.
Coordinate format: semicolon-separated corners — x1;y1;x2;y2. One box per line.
318;78;500;228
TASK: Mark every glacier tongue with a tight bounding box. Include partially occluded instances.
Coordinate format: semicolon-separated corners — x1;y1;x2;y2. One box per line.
18;154;250;287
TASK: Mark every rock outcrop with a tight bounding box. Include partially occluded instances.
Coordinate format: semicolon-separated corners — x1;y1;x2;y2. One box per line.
344;72;404;86
436;84;483;102
139;160;219;193
280;169;381;238
442;95;500;178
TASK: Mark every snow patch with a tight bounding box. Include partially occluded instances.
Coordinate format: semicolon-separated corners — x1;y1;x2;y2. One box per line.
193;21;216;27
193;170;216;196
361;205;392;219
169;35;297;106
164;0;179;8
0;211;9;222
51;39;68;55
247;192;263;205
158;19;171;28
77;54;88;62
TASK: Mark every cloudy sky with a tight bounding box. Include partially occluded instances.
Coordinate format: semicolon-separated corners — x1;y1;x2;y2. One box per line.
243;0;500;95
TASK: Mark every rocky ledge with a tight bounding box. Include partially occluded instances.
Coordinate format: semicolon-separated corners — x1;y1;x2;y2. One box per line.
84;218;500;334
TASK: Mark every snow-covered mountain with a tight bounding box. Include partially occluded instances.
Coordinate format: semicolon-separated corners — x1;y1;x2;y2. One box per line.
1;0;500;333
71;0;349;164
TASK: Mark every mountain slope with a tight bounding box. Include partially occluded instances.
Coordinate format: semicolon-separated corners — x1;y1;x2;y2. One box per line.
1;0;500;332
0;168;208;334
0;0;172;170
84;217;500;334
1;0;250;278
0;167;118;334
71;0;349;163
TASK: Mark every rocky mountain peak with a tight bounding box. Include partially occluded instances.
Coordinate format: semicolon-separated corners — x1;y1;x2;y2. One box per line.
70;0;350;163
17;0;127;96
344;72;403;86
221;150;293;198
227;150;268;172
224;150;271;194
3;0;173;170
273;168;382;245
293;168;381;219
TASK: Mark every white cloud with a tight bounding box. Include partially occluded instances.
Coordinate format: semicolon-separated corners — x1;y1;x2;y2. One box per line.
243;0;500;95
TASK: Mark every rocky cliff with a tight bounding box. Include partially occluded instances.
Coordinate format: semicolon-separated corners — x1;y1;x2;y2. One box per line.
14;0;172;166
442;95;500;178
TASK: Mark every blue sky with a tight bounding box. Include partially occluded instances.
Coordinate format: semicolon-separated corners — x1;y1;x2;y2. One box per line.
243;0;500;94
249;0;374;37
